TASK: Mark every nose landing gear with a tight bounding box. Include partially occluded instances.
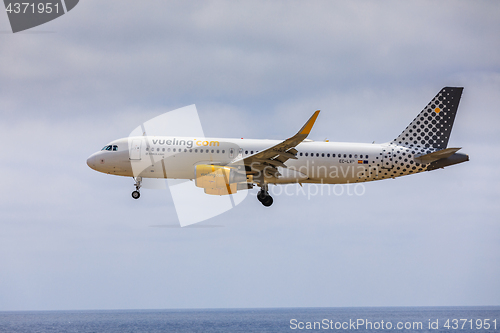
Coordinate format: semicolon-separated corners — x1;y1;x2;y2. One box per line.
132;177;142;199
257;184;273;207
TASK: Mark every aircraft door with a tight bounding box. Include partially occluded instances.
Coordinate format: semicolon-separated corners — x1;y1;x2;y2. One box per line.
381;147;394;169
130;139;142;160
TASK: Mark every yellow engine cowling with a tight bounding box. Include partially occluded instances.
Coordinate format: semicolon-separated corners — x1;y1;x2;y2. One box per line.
195;164;246;195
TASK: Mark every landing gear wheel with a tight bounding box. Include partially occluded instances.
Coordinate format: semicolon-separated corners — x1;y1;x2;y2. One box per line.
257;190;267;202
131;177;142;200
257;184;273;206
261;195;273;207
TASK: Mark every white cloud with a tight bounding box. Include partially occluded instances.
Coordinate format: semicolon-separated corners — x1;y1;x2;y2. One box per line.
0;0;499;311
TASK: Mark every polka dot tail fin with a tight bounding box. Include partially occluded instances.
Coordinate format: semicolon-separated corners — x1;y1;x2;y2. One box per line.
392;87;463;150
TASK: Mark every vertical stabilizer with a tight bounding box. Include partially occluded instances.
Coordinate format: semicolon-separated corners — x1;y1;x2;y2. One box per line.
392;87;463;150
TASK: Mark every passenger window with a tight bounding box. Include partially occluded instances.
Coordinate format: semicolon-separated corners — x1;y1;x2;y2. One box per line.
251;151;254;154
327;153;330;157
349;154;352;158
300;152;303;156
360;154;363;158
146;147;149;151
217;150;219;153
343;154;346;158
222;150;225;153
211;149;214;153
321;153;324;157
168;148;171;152
305;153;308;156
194;149;197;153
157;148;160;152
245;150;248;154
162;148;165;152
354;154;357;158
173;148;176;152
316;153;319;157
332;154;335;157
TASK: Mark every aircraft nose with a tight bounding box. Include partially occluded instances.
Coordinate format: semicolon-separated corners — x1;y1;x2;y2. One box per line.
86;154;96;169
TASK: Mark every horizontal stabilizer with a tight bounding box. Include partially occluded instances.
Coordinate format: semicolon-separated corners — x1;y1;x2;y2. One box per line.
414;147;461;164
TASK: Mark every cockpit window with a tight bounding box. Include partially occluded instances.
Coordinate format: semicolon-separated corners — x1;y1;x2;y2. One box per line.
101;145;118;151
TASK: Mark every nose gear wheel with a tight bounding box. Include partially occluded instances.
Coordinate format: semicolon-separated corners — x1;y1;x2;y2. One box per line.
131;177;142;199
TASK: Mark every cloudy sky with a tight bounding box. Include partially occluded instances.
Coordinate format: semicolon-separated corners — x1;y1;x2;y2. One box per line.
1;1;499;311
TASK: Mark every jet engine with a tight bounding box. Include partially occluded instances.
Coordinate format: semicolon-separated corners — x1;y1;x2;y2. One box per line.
195;165;247;195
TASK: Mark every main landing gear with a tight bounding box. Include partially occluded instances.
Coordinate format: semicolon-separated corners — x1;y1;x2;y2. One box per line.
132;177;142;199
257;184;273;207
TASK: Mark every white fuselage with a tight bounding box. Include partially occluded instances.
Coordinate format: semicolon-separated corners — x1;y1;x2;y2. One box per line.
87;136;433;185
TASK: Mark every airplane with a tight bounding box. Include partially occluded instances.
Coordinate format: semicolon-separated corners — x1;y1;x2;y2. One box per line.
87;87;468;207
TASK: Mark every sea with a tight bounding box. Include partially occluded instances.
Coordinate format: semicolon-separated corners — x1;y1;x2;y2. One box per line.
0;307;499;333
